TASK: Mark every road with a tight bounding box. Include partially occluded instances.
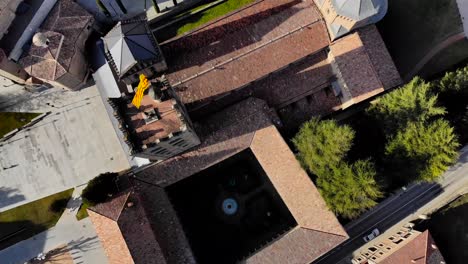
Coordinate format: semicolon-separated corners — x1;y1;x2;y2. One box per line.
313;145;468;264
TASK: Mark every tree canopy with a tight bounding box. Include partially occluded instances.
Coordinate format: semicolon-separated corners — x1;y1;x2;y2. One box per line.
317;160;383;219
367;77;446;133
367;76;460;183
438;65;468;93
292;117;354;176
293;118;382;219
81;172;119;206
434;65;468;144
385;119;459;182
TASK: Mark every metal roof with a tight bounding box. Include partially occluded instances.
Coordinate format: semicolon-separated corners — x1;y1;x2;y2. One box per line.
103;20;162;77
93;63;122;98
331;0;387;22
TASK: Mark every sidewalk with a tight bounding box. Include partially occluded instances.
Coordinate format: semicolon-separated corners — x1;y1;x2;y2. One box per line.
0;188;108;264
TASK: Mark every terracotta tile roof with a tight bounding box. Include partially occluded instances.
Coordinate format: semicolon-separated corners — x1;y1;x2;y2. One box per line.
19;0;93;87
116;193;167;264
88;192;168;264
132;180;196;264
88;210;134;264
246;227;346;264
163;0;330;107
251;50;333;108
330;31;385;104
250;124;347;236
20;31;64;81
135;98;347;263
125;96;184;145
89;192;130;221
379;230;445;264
136;98;272;186
277;88;342;132
357;25;402;90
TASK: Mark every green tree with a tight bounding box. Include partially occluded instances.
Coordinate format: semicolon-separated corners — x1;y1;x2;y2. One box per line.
386;119;459;182
81;173;119;206
293;118;382;219
292;117;354;176
367;77;446;133
434;65;468;144
317;160;383;219
438;65;468;93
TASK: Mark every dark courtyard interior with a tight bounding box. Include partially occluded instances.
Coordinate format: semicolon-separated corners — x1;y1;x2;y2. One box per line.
166;150;297;263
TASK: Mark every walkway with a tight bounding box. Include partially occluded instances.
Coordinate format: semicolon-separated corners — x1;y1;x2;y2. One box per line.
0;188;108;264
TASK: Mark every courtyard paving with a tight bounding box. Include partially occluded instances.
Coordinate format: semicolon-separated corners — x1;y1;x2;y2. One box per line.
0;78;130;212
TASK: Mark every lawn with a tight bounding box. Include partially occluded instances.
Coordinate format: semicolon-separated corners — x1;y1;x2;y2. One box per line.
377;0;463;78
425;194;468;263
0;189;73;249
154;0;256;42
76;202;89;221
175;0;256;34
0;112;41;138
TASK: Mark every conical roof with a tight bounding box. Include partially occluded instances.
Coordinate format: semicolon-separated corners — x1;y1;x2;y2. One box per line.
104;20;162;77
331;0;387;22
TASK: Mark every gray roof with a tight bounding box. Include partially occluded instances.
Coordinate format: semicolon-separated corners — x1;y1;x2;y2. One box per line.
93;62;122;98
103;20;162;77
330;22;350;39
331;0;387;22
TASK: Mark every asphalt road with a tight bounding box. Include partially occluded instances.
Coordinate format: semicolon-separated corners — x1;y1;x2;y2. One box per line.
313;145;468;264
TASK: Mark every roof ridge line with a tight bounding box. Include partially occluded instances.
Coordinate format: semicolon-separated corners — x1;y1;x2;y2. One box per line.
125;36;157;56
300;226;349;239
87;192;131;221
172;19;323;87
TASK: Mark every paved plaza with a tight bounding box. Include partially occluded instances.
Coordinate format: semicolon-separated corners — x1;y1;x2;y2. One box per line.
0;78;130;212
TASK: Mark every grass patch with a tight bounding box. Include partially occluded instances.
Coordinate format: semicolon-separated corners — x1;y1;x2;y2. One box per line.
0;112;41;138
174;1;215;19
0;189;73;249
76;202;89;221
377;0;463;77
155;0;256;42
426;194;468;263
176;0;256;34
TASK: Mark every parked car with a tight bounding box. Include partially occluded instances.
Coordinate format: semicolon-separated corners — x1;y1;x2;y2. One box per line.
363;228;380;242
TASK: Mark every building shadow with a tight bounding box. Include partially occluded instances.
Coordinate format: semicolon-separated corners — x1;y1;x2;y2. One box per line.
0;187;25;210
26;236;101;264
0;220;46;251
159;0;304;72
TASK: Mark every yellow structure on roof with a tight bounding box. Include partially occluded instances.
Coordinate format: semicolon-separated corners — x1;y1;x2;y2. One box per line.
132;74;150;108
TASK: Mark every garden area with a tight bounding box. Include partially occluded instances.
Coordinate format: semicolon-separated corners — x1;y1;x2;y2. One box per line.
377;0;464;78
0;112;40;138
0;189;73;249
153;0;256;42
293;64;468;220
